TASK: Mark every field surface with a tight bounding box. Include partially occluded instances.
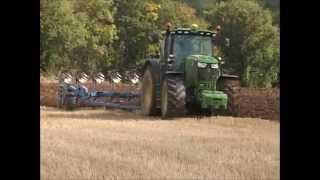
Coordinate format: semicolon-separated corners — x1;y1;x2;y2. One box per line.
41;107;279;180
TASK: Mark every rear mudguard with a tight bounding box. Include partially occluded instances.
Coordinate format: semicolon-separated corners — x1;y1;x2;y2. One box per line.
142;59;161;84
219;74;240;80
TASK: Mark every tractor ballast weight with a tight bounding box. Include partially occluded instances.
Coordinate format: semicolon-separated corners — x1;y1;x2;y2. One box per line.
142;25;237;119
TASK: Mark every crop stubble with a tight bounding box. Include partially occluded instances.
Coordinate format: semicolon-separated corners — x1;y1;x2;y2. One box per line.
41;107;279;179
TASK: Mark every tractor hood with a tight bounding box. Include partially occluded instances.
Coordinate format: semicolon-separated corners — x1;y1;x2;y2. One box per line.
185;54;221;90
188;55;219;64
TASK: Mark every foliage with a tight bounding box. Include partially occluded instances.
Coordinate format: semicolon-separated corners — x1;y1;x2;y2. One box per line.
40;0;116;73
113;0;157;69
157;0;208;29
40;0;87;72
207;0;279;87
40;0;280;88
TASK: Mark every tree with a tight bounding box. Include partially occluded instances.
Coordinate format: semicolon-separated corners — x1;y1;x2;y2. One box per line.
157;0;208;29
71;0;117;73
258;0;280;26
113;0;155;69
207;0;279;87
40;0;279;88
40;0;87;72
40;0;116;73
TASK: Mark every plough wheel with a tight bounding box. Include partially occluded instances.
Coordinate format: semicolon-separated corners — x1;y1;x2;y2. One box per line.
63;95;77;110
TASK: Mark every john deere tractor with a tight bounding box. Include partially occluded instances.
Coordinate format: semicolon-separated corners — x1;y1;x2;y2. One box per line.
141;24;239;119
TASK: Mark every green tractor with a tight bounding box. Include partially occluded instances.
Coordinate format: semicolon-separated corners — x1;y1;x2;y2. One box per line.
141;24;240;119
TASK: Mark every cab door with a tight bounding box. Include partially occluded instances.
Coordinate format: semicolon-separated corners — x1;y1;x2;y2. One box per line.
160;34;173;76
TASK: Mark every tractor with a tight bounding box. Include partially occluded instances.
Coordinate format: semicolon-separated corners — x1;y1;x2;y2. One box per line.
141;24;240;119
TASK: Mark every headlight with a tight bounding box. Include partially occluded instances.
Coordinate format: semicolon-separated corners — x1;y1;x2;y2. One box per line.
211;64;219;69
197;62;207;68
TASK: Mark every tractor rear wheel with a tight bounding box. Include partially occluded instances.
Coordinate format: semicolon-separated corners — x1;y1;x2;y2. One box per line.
161;77;187;119
141;66;158;116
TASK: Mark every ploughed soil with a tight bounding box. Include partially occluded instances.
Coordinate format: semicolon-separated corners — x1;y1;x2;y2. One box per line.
229;88;279;120
40;81;279;120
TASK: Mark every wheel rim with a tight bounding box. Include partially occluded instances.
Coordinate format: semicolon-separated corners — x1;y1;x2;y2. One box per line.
161;80;168;117
142;70;152;115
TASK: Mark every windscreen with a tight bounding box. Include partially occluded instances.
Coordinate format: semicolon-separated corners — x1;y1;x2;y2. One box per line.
173;35;213;63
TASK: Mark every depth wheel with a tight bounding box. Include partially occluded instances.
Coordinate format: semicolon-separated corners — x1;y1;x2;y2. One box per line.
63;95;77;110
56;94;63;109
161;77;186;119
56;85;64;108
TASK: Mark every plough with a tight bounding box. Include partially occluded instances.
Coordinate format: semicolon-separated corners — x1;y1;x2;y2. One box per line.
56;70;141;111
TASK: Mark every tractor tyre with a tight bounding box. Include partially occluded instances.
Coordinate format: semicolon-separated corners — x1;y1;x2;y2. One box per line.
141;66;159;116
161;77;187;119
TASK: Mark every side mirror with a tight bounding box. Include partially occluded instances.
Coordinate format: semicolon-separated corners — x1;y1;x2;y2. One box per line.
149;32;160;44
168;54;175;63
151;53;160;58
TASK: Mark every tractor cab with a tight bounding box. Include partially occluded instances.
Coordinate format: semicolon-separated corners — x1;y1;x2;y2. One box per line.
160;25;226;72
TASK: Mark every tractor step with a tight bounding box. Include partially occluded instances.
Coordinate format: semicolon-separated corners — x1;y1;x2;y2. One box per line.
155;83;161;108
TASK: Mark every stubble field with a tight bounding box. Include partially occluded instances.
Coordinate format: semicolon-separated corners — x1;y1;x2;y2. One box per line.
41;107;279;180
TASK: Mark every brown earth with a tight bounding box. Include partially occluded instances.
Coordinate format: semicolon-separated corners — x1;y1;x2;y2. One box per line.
40;81;279;120
41;107;279;180
231;88;279;120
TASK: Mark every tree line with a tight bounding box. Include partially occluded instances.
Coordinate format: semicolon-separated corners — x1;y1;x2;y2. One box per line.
40;0;279;88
